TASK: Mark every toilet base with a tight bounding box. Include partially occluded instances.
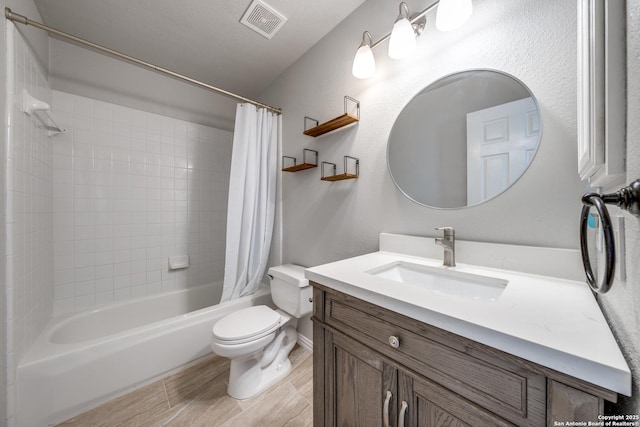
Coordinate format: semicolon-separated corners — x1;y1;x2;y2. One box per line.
226;324;298;400
228;356;292;400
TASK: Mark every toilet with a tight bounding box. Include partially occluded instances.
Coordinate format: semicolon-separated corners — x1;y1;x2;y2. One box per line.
210;264;312;400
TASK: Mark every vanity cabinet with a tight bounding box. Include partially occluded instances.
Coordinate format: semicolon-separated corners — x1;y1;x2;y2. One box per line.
312;284;617;426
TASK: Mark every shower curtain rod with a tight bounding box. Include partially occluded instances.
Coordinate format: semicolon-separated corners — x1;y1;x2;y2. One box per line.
4;7;283;115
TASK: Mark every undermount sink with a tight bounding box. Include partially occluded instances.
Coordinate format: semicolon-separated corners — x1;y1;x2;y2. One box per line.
367;261;508;302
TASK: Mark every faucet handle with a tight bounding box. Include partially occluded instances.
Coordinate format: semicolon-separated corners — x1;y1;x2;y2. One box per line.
435;226;455;236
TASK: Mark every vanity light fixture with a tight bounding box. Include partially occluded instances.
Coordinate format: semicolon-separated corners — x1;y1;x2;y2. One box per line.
352;31;376;79
388;3;418;59
352;0;473;79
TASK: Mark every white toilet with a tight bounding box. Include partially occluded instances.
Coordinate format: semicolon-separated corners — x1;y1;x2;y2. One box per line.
210;264;312;400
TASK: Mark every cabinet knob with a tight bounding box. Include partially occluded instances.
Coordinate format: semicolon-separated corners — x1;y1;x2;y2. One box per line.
308;297;313;303
388;335;400;348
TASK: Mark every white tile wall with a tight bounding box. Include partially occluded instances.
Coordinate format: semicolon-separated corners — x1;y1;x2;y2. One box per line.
51;91;232;315
4;22;54;423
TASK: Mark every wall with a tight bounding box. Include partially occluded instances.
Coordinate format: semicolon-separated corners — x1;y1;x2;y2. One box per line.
2;17;52;427
51;91;232;314
259;0;584;341
47;36;243;314
1;2;48;424
49;38;239;132
597;0;640;413
5;18;54;389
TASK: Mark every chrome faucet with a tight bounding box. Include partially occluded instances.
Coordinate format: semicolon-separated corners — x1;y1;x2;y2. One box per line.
435;227;455;267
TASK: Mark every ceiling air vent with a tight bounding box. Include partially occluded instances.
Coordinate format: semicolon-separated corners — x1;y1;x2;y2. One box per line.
240;0;287;39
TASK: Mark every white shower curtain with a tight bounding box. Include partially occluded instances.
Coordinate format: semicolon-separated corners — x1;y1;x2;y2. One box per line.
221;103;279;301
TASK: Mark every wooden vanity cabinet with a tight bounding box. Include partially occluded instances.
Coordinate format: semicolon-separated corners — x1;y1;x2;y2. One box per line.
311;284;617;427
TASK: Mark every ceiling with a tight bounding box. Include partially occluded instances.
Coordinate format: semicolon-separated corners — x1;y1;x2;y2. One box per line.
33;0;367;99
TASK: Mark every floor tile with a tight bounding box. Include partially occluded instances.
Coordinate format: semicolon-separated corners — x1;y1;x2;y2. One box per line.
163;354;230;408
56;381;174;427
221;383;311;427
56;346;312;427
162;378;242;427
288;355;313;403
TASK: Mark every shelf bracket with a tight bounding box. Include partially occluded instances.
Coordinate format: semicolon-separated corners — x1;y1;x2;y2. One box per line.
344;96;360;120
321;161;337;179
304;116;320;132
321;156;359;181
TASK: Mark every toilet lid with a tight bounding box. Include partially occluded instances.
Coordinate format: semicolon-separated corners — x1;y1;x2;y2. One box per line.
212;305;281;342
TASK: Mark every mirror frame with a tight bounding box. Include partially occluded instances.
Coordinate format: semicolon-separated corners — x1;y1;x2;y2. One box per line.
386;68;543;209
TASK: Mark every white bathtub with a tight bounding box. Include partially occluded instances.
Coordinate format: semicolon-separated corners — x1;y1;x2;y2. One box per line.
16;283;273;427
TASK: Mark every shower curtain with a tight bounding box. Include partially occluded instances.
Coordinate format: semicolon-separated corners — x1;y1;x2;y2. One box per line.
221;103;279;301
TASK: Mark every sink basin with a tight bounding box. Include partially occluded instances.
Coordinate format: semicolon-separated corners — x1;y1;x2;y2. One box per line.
367;261;508;302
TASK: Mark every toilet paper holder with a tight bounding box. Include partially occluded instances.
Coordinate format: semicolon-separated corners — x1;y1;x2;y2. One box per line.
580;179;640;294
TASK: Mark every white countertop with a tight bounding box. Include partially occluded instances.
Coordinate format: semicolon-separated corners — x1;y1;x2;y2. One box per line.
306;250;631;396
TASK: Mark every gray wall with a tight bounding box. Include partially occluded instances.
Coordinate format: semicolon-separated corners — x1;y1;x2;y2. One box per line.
598;0;640;413
259;0;584;342
49;38;239;132
260;0;640;412
261;0;583;259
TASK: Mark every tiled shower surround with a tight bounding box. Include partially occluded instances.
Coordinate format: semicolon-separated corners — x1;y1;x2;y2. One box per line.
5;22;54;424
51;91;232;315
4;23;233;426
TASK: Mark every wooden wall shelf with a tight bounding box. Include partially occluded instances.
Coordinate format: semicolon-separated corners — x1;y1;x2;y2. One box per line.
282;149;318;172
321;156;359;181
321;173;358;181
303;96;360;138
283;163;317;172
303;114;359;137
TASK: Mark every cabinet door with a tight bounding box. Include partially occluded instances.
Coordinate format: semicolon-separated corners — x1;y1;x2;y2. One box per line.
548;380;604;424
326;331;397;427
398;371;516;427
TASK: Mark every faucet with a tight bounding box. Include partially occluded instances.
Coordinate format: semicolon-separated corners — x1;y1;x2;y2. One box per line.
435;227;455;267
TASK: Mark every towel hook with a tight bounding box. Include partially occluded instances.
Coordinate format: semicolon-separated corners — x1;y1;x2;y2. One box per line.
580;179;640;294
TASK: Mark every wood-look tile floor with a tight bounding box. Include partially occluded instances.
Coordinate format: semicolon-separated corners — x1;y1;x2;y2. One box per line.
56;345;313;427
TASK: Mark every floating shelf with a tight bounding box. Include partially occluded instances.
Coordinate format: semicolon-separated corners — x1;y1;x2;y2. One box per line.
303;96;360;138
321;156;359;181
321;173;359;182
282;149;318;172
303;114;359;137
283;163;317;172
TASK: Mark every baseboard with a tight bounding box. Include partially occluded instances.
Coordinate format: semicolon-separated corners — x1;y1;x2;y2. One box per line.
297;334;313;352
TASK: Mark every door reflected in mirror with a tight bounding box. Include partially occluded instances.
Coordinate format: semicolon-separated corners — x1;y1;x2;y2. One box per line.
387;69;541;209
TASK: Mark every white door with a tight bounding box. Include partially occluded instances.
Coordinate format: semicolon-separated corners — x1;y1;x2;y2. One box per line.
466;97;539;205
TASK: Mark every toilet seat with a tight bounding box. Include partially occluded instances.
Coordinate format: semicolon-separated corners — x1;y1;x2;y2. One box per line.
212;305;281;344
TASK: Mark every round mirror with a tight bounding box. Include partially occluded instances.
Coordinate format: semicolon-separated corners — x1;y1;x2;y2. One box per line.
387;69;541;209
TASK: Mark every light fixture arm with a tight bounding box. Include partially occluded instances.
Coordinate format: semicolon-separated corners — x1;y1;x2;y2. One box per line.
360;30;373;47
371;1;439;49
397;2;410;20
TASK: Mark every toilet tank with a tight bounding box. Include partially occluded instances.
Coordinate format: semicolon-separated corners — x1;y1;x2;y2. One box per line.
267;264;312;318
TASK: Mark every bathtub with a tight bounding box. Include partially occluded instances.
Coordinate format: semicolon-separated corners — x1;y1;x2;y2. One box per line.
16;283;273;427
